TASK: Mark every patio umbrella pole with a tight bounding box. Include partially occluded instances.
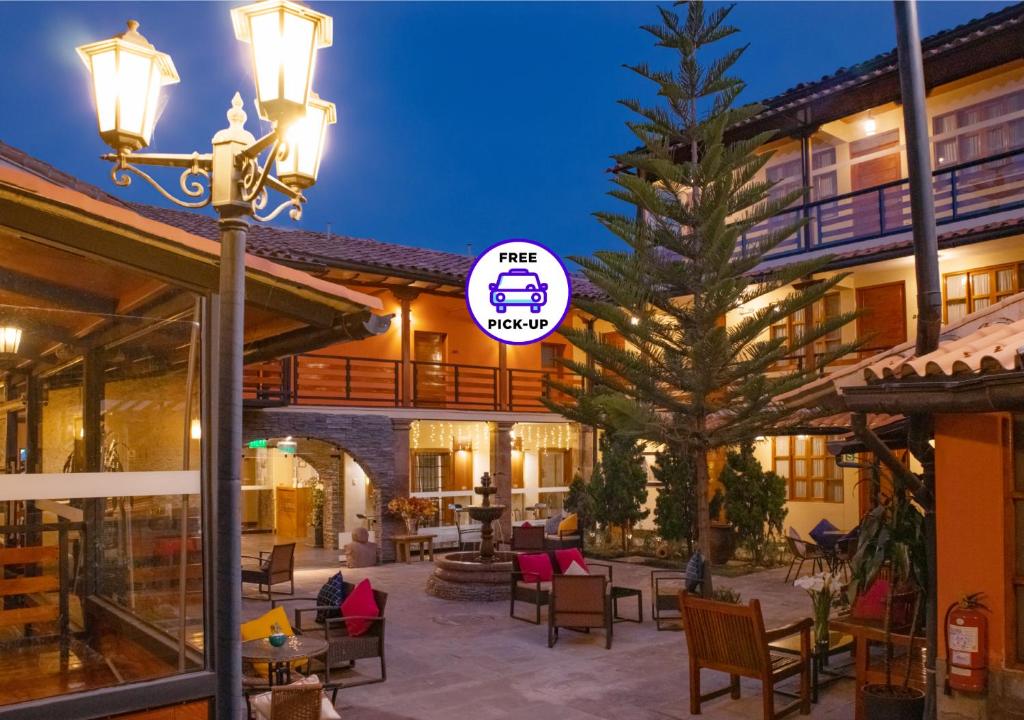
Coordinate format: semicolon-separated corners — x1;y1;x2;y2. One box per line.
894;2;941;718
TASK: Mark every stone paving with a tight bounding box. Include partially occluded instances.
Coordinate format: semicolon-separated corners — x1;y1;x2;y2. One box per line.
241;537;855;720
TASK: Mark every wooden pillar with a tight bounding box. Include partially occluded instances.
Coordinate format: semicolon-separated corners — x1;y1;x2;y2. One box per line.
392;289;420;408
579;424;596;482
24;375;41;474
82;350;105;597
4;374;18;473
498;342;508;409
491;421;514;541
386;419;412;563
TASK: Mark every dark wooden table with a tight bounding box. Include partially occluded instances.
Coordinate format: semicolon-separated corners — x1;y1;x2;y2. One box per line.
610;586;643;623
769;629;854;702
241;635;328;686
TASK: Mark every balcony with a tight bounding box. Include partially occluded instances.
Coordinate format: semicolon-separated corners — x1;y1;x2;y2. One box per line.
741;146;1024;260
243;354;582;412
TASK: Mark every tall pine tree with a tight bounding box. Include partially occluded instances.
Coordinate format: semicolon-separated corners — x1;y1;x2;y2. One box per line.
545;2;858;583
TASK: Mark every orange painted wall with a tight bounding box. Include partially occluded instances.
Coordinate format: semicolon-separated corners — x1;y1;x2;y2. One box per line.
935;412;1009;665
310;292;585;371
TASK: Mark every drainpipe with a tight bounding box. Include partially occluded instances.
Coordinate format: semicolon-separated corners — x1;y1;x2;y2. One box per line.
894;3;940;717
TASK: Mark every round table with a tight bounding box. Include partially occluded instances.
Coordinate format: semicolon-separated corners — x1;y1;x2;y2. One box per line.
241;635;329;686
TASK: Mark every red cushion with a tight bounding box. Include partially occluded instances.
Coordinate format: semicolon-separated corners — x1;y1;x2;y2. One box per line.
554;548;587;574
852;578;890;620
518;552;553;582
520;521;532;528
339;578;379;637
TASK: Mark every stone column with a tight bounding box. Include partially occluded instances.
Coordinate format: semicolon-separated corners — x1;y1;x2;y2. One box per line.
385;419;413;563
301;441;342;550
491;420;514;541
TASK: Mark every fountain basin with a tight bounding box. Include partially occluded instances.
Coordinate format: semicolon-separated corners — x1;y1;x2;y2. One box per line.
425;551;515;602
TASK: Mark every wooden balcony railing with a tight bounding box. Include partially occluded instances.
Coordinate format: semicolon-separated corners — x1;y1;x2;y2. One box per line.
739;146;1024;260
244;355;583;412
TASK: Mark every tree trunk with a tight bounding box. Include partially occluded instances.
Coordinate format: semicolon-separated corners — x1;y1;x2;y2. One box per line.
694;447;714;595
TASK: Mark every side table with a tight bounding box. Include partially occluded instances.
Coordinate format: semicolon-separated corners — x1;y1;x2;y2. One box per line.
610;586;643;624
769;629;853;703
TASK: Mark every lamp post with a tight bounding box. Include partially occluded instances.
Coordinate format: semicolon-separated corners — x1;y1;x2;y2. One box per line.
77;3;336;717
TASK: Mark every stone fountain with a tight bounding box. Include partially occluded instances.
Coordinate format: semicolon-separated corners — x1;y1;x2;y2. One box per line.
425;472;516;601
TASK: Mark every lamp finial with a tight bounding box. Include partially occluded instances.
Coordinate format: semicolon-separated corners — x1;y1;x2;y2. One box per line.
227;92;247;129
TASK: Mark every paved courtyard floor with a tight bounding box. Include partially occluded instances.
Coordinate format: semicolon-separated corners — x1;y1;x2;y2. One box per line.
241;536;855;719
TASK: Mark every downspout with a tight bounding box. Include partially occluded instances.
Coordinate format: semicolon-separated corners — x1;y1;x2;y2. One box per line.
894;2;941;717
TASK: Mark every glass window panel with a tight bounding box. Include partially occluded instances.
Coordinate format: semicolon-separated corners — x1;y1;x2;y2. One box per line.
794;459;807;477
946;274;967;299
539;449;568;488
934;139;957;166
774;461;790;478
813;172;837;200
812;459;825;477
795;436;808;455
972;297;992;313
946;301;967;324
774;436;790;455
829;481;844;503
933;113;956;135
996;268;1016;294
812;147;836;170
812;480;825;498
812;437;825;455
794;480;807;499
959;133;983;162
971;272;992;297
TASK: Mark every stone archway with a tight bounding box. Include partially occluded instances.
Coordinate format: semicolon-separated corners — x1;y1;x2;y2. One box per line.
243;409;404;560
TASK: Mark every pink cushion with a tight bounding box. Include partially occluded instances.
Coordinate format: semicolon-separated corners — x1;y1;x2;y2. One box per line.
339;578;379;637
520;521;533;528
852;578;889;620
554;548;587;574
518;553;553;582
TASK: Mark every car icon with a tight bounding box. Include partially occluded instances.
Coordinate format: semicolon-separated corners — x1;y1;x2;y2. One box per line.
489;268;548;313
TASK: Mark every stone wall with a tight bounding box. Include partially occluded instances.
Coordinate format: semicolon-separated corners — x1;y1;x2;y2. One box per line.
243;409;403;562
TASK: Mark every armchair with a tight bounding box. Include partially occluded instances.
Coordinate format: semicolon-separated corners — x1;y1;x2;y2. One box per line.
242;543;296;601
548;574;613;649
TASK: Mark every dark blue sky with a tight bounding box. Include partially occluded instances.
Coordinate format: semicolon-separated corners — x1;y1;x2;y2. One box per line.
0;1;1014;261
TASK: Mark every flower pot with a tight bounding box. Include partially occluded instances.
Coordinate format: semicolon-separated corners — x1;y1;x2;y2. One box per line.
861;684;925;720
708;522;735;565
310;524;324;548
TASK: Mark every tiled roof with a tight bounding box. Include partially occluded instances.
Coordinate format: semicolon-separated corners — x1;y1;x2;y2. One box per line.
740;2;1024;129
129;202;607;300
864;295;1024;381
0;141;128;207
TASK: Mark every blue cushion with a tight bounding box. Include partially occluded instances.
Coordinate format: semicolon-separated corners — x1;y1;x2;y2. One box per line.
315;572;346;624
809;519;840;548
684;551;705;593
544;512;563;535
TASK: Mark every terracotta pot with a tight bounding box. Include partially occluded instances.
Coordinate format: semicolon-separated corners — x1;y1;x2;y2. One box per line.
708;522;736;565
861;684;925;720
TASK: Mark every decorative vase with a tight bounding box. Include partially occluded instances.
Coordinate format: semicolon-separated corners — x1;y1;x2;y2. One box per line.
404;517;419;535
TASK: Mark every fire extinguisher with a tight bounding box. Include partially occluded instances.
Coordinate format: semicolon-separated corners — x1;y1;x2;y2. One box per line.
944;593;988;694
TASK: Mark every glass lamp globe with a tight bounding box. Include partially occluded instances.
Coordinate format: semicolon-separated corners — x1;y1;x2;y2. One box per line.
77;20;179;152
231;0;333;127
277;92;336;190
0;326;22;354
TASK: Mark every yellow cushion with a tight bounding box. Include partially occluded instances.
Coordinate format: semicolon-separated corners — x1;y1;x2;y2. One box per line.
558;513;578;534
241;606;305;676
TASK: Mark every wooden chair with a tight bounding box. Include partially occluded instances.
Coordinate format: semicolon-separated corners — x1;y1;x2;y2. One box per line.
509;525;545;551
783;528;825;583
679;592;812;719
278;582;388;701
242;543;296;601
548;574;613;649
509;551;611;624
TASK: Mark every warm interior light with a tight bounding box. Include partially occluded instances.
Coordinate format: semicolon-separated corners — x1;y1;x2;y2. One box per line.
190;418;202;440
231;0;333;126
77;20;179;152
277;92;336;189
862;114;877;136
0;326;22;354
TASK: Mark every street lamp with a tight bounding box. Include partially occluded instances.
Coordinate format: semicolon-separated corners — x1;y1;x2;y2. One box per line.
76;4;336;718
0;326;22;355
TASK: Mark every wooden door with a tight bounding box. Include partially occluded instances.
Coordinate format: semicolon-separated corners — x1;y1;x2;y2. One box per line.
414;332;447;405
851;154;901;237
856;282;906;353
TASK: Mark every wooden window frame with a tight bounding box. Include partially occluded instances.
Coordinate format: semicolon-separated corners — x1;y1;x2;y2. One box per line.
942;261;1024;324
770;292;842;369
772;435;844;503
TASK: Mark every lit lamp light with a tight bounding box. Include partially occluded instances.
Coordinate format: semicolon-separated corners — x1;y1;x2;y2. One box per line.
190;418;202;440
76;20;179;152
0;325;22;354
862;113;877;136
231;0;333;127
277;92;336;189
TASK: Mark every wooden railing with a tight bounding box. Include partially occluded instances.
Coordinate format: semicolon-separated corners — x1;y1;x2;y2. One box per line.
738;146;1024;260
244;354;583;412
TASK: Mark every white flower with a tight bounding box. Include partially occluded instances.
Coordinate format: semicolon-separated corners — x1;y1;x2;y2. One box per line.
794;573;830;593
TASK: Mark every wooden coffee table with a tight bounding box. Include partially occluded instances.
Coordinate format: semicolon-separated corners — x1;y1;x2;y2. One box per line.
392;533;435;562
769;629;853;703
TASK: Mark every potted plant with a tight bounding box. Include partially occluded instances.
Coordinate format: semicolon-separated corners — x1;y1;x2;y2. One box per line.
848;484;927;719
306;479;325;548
387;496;437;534
794;572;839;657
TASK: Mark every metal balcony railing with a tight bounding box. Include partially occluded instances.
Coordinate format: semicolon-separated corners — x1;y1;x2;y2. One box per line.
739;146;1024;260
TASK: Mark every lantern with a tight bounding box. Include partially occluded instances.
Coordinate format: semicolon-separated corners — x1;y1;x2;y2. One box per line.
277;92;335;189
77;21;179;152
231;0;332;126
0;326;22;354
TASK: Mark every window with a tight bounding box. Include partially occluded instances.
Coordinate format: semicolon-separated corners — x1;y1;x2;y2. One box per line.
943;262;1024;323
766;157;804;204
538;448;572;488
770;292;842;367
1012;415;1024;664
812;145;838;200
412;451;450;493
773;435;844;502
932;89;1024;166
540;342;565;370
